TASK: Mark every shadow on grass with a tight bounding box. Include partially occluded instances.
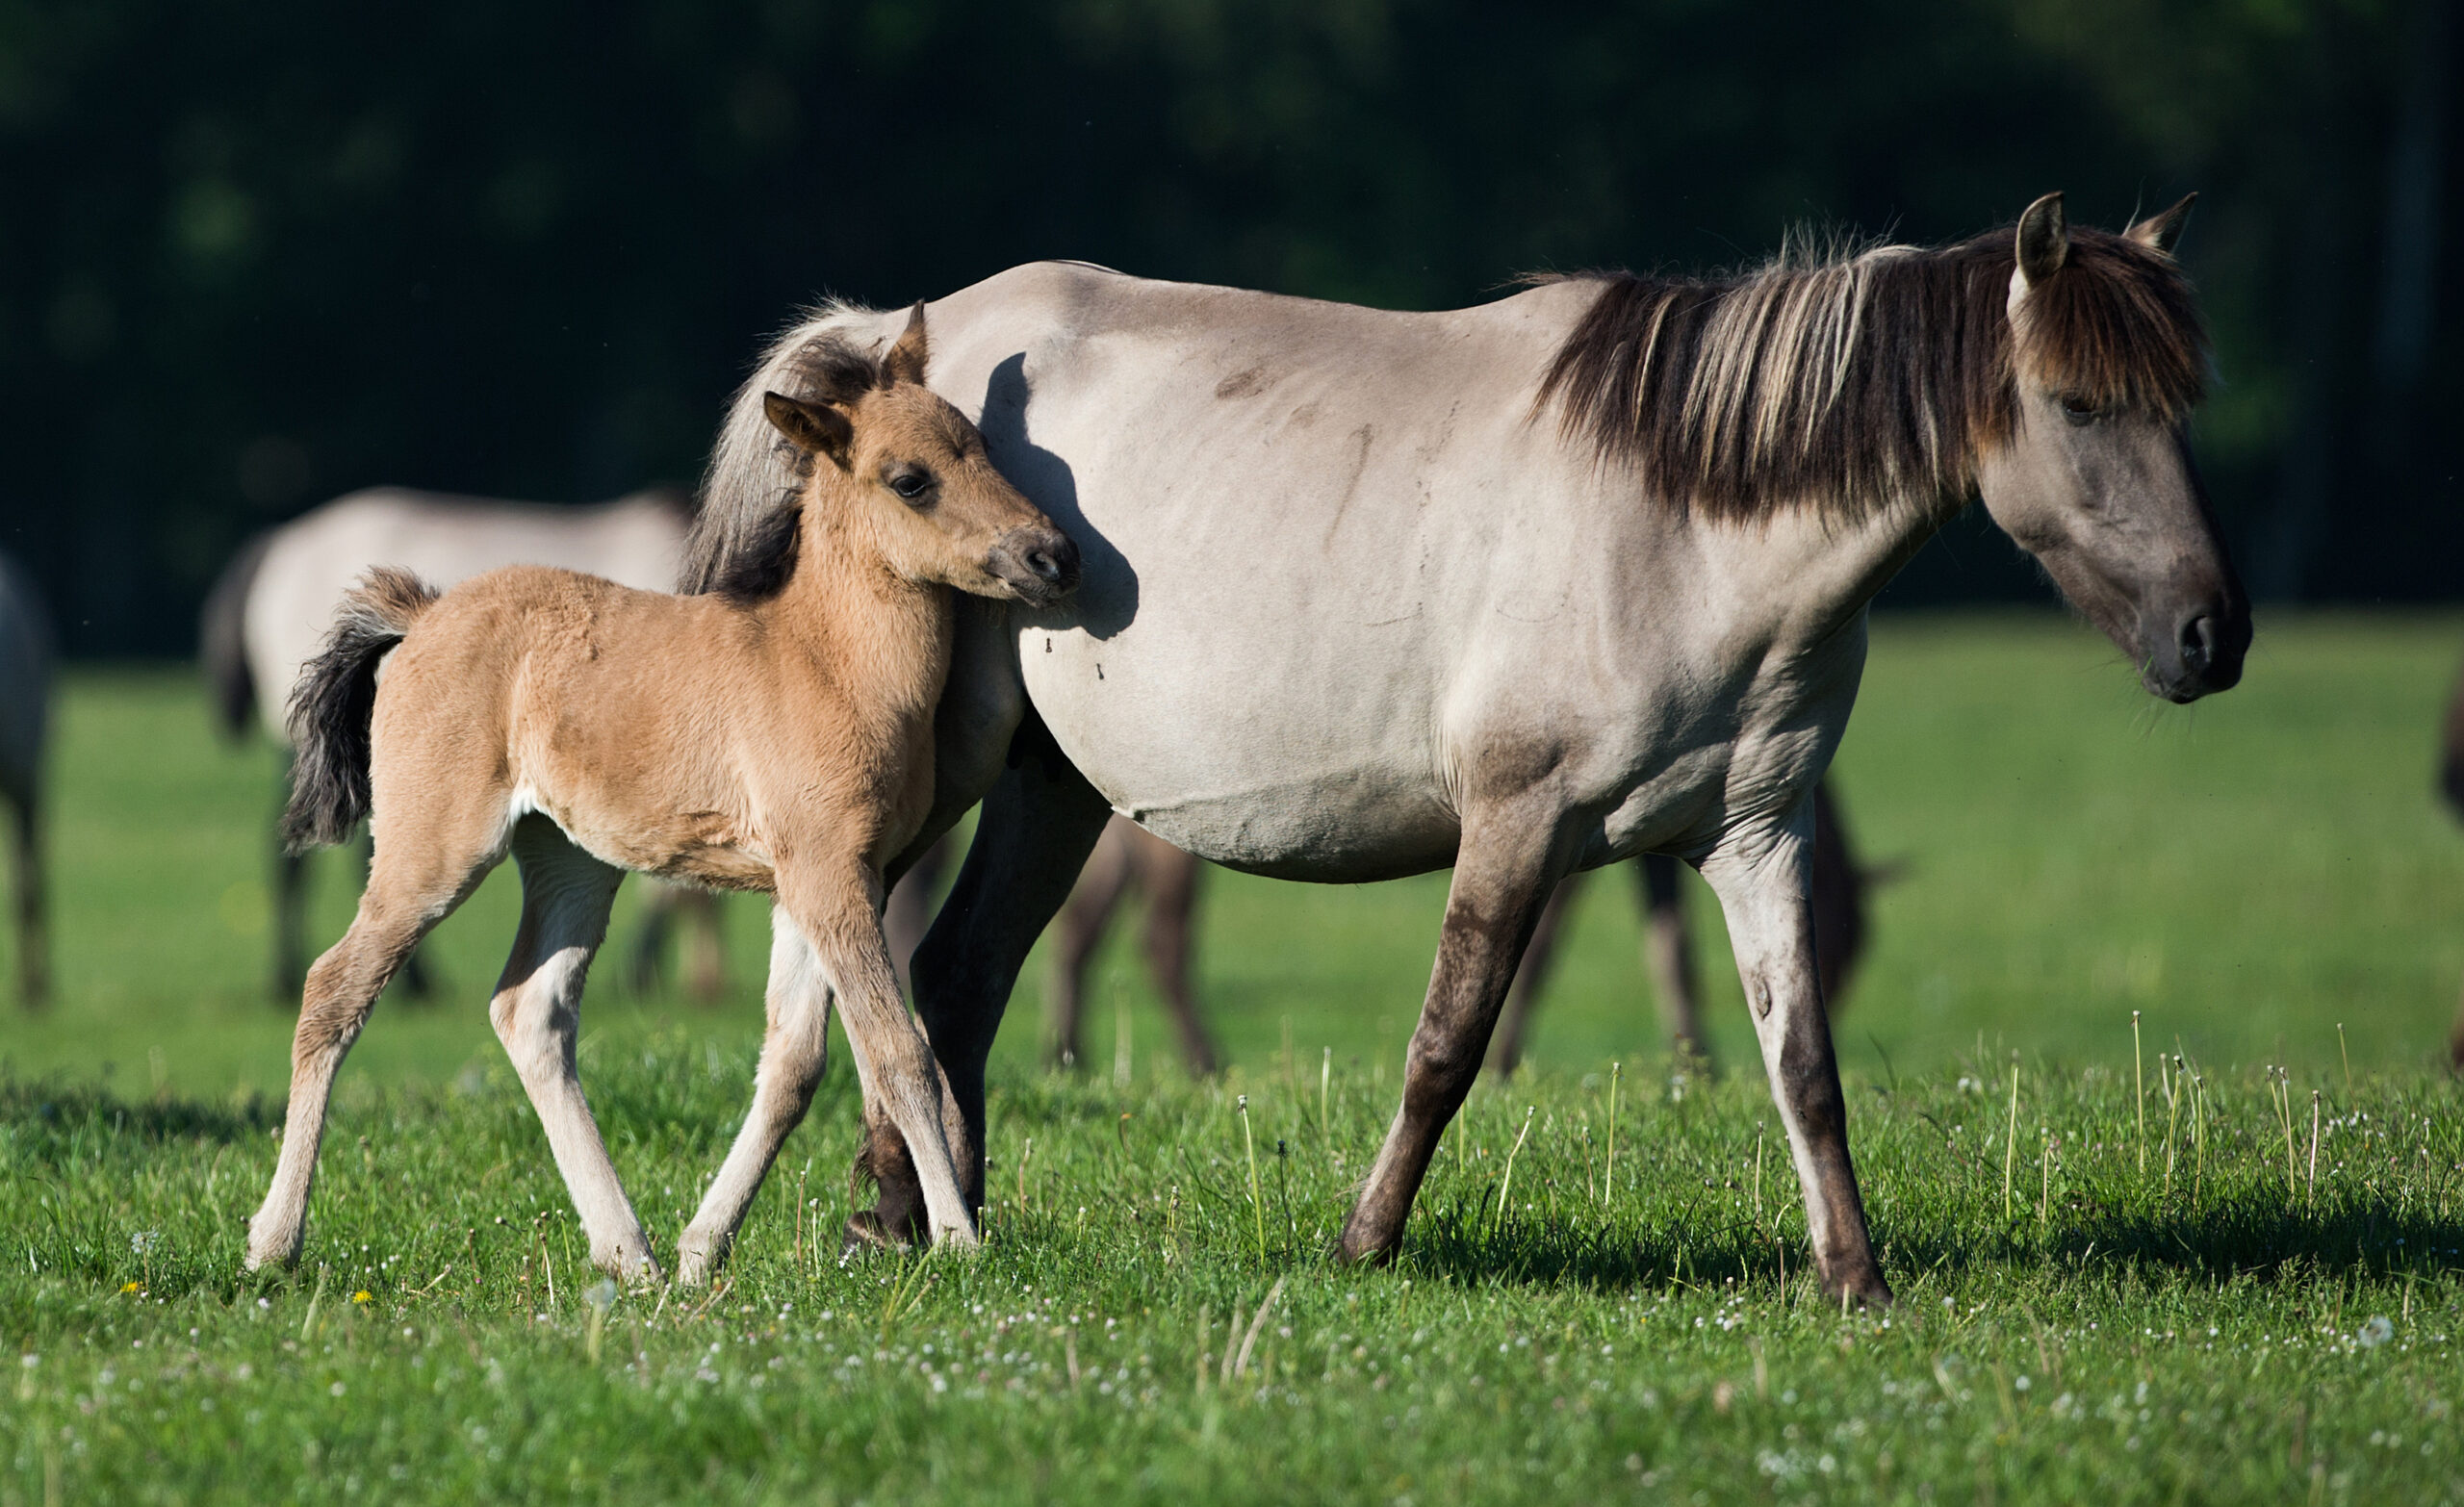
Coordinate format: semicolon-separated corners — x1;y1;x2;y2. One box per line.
1398;1192;2464;1295
0;1074;277;1151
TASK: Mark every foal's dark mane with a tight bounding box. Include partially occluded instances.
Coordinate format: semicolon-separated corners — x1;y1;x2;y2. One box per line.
1533;224;2207;521
702;332;896;603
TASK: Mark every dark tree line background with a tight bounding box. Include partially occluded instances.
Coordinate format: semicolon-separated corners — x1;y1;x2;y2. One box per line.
0;0;2454;655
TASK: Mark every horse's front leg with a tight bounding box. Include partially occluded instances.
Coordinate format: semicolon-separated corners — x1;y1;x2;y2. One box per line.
1699;805;1893;1306
1339;800;1573;1264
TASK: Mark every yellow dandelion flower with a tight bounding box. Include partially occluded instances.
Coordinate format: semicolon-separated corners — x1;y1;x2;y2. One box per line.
351;1290;372;1305
120;1281;143;1295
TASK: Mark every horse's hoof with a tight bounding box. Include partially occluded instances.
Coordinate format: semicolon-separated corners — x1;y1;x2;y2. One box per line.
841;1212;914;1254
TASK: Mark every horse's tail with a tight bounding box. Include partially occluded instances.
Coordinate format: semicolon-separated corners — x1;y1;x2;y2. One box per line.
280;568;439;854
199;530;274;742
681;300;885;596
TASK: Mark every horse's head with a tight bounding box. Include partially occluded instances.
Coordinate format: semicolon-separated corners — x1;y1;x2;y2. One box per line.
1974;192;2248;703
761;303;1079;606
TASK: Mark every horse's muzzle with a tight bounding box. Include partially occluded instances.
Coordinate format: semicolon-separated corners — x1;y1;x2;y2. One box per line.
2145;600;2250;703
988;528;1081;605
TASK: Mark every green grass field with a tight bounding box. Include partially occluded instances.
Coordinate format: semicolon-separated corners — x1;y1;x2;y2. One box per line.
2;612;2460;1503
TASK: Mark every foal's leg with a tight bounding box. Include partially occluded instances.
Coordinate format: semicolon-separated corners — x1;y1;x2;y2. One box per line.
676;907;834;1286
1339;803;1571;1264
1637;855;1708;1061
782;861;979;1249
247;840;489;1271
1133;830;1219;1077
489;818;654;1282
863;741;1112;1240
1698;811;1892;1306
1484;870;1583;1076
1047;819;1135;1070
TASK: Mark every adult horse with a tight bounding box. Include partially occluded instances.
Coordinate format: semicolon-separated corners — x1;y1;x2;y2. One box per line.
0;554;48;1006
201;488;721;1000
687;193;2246;1303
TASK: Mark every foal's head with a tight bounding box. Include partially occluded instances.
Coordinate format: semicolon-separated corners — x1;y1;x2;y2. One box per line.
757;305;1079;605
1974;192;2248;703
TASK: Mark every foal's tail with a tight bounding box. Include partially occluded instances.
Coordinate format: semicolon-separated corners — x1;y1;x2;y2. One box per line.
280;568;439;854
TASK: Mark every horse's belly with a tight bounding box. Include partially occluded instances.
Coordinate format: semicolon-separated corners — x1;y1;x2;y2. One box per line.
1020;625;1460;882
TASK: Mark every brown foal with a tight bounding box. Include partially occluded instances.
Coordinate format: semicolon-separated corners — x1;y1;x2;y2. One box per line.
245;307;1078;1285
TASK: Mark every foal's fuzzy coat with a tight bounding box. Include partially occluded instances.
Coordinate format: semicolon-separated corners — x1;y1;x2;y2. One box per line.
246;308;1078;1284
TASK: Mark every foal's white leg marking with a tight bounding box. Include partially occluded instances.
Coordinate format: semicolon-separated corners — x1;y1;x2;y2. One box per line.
1698;811;1890;1303
490;819;659;1283
676;908;837;1286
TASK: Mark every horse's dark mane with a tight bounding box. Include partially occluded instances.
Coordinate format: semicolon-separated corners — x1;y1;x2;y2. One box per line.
1532;225;2207;521
703;331;893;603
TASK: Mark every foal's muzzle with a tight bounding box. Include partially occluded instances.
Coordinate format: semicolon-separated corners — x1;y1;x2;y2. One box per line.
988;528;1081;605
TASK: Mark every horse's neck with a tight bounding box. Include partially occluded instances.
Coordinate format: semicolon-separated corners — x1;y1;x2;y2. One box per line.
761;521;955;731
1690;489;1958;650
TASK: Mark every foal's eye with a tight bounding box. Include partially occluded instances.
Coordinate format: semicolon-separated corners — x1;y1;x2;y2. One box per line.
888;471;931;501
2059;395;2099;427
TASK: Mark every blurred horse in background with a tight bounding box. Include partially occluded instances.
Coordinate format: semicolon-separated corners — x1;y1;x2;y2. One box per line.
200;487;726;1001
2443;660;2464;1068
0;554;49;1006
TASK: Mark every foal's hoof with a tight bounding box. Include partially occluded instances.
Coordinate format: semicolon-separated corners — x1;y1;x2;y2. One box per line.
1823;1271;1897;1310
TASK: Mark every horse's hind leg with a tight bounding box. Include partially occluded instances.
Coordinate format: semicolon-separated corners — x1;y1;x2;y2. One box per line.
675;906;836;1285
1134;830;1218;1077
1046;819;1134;1070
1636;855;1707;1063
1339;801;1573;1264
247;829;492;1270
490;816;654;1282
1699;804;1891;1307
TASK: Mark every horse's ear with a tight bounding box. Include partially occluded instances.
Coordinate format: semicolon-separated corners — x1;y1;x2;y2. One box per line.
2015;192;2069;288
2125;192;2196;256
762;391;854;469
884;301;929;387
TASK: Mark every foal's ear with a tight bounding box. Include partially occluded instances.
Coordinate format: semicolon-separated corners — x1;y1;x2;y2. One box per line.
884;301;930;387
2125;192;2196;257
2015;192;2069;288
763;391;855;469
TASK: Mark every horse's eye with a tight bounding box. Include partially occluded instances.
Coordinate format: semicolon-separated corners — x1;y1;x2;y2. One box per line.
2060;395;2099;427
889;471;931;501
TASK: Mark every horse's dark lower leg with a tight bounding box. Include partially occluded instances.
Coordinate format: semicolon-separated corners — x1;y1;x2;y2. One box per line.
1136;838;1217;1076
1637;855;1707;1062
883;830;955;999
10;788;43;1008
1340;806;1565;1264
1045;825;1133;1070
1807;781;1867;1009
856;728;1111;1242
1484;870;1581;1076
1701;812;1891;1307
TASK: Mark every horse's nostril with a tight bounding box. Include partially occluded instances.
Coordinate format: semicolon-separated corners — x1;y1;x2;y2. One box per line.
2178;614;2216;673
1027;550;1060;582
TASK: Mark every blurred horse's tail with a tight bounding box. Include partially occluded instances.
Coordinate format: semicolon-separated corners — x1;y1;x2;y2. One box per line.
280;568;438;853
199;531;274;742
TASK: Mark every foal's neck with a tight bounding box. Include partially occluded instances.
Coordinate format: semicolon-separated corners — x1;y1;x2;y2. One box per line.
759;505;954;727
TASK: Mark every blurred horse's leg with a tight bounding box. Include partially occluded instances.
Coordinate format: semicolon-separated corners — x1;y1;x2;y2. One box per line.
1129;828;1217;1076
1637;855;1707;1064
1045;819;1135;1071
8;782;42;1007
884;830;956;999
